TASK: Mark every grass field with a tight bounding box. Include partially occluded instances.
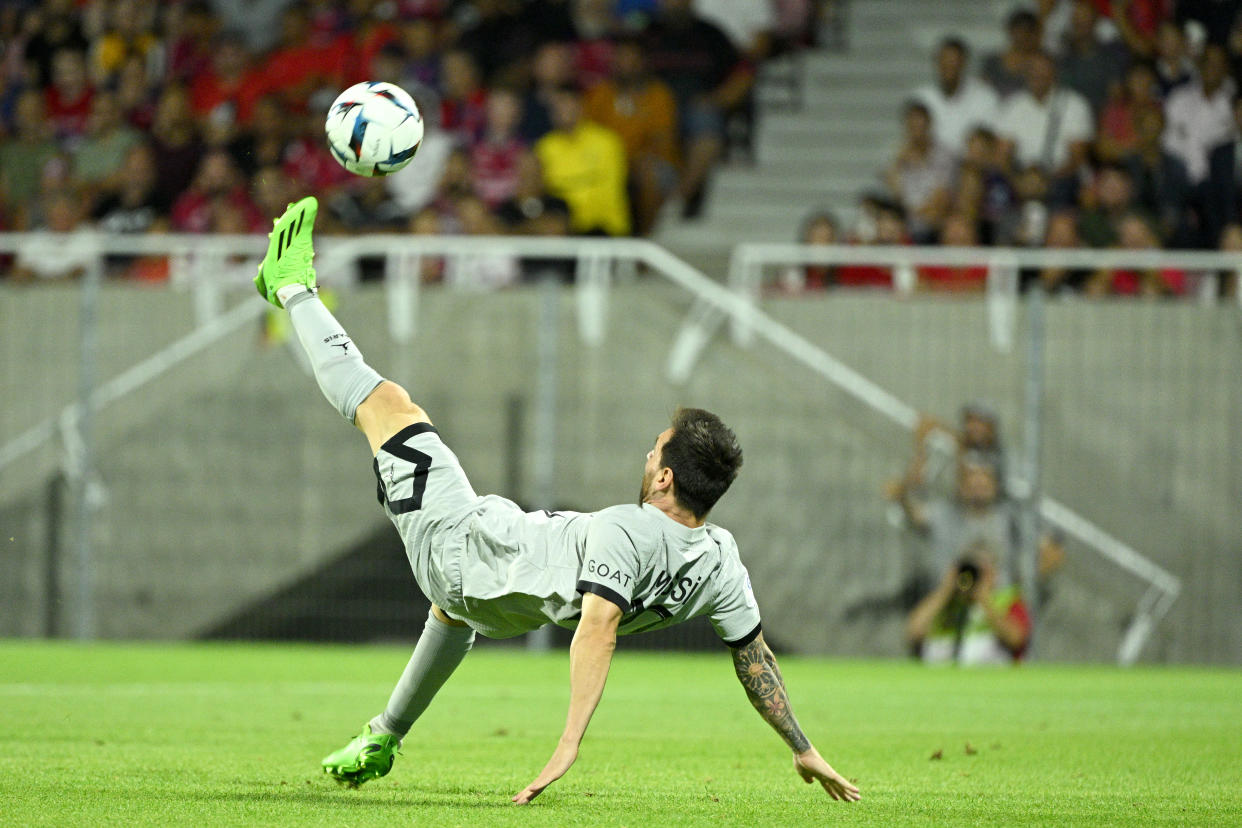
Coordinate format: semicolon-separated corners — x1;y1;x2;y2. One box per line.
1;640;1239;826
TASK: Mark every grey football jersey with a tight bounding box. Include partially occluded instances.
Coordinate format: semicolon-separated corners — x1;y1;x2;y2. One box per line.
372;425;761;645
456;501;762;645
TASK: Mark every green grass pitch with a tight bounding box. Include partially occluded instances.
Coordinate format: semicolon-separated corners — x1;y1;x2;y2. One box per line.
2;640;1239;826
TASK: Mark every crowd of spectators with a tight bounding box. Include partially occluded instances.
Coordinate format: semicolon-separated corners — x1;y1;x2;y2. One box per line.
796;0;1242;297
0;0;819;282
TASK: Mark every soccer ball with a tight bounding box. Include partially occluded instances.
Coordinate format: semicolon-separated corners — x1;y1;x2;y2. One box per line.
325;81;424;177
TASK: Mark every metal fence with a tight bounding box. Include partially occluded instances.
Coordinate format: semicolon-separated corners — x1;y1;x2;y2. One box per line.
1;233;1238;663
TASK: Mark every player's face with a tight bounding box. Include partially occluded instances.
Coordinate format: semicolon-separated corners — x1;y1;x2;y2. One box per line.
639;428;674;504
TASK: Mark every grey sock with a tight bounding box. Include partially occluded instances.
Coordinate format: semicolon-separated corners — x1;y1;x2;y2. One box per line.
370;610;476;738
285;290;384;422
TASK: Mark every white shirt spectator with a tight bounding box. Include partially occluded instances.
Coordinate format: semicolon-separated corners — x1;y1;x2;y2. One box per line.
1162;82;1237;184
14;232;98;280
997;87;1094;170
693;0;777;54
914;78;1000;157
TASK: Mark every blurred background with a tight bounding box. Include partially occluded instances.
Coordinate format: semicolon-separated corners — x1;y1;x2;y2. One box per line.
0;0;1239;665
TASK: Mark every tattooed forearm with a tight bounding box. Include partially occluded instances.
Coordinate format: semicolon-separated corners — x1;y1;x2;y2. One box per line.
731;635;811;753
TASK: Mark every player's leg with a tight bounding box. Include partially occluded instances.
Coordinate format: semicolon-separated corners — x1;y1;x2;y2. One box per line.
254;196;429;453
321;605;474;787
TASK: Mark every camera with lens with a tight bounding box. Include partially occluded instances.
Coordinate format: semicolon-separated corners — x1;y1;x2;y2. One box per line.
954;558;980;592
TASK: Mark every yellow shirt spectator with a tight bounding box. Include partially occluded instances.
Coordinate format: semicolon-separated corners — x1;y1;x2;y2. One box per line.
535;114;631;237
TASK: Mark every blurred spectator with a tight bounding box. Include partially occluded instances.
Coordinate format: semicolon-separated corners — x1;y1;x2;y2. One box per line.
495;152;572;236
1031;209;1090;292
1096;61;1161;162
1217;222;1242;298
470;87;527;208
190;35;262;126
22;0;89;88
0;89;59;215
884;100;955;243
327;176;410;232
1110;0;1175;60
905;543;1031;665
439;49;488;143
250;164;298;223
889;405;1006;507
997;51;1094;206
455;0;550;86
1164;44;1236;246
115;52;158;130
1123;107;1191;243
397;16;441;91
494;150;575;282
1078;163;1137;247
836;194;905;288
955;126;1017;244
170;149;262;233
566;0;621;89
443;194;520;290
9;191;93;283
1088;211;1187;295
385;88;455;216
1207;96;1242;230
914;37;1000;159
257;3;348;112
165;1;218;83
90;0;160;87
45;48;94;143
778;209;839;291
1152;19;1194;97
917;212;988;292
148;84;203;211
643;0;751;218
583;35;679;236
694;0;776;61
1162;44;1234;184
92;143;168;234
520;41;575;142
1036;0;1073;55
73;91;142;192
896;452;1017;584
1056;0;1129;115
535;84;630;236
981;9;1043;99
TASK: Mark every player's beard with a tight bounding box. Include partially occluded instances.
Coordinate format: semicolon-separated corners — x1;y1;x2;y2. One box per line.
638;466;655;507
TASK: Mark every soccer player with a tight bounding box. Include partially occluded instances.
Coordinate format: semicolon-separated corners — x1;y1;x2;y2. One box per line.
254;197;861;804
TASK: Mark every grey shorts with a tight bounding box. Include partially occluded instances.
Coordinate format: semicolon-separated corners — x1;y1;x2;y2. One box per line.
372;423;479;616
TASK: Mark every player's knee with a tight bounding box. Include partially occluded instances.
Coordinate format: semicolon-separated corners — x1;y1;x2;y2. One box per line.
363;381;431;424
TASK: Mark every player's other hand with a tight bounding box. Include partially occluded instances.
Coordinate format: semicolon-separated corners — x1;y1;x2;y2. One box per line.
793;747;861;802
512;739;578;804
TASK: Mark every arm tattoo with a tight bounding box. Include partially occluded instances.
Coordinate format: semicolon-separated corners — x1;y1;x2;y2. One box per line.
731;637;811;753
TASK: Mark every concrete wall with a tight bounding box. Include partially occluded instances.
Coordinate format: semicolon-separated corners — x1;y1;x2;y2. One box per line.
1;283;1238;662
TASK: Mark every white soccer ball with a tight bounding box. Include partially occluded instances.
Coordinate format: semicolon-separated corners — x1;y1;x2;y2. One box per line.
325;81;424;177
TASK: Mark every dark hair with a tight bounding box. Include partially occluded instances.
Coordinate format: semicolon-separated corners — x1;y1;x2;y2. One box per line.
660;408;743;518
1007;9;1039;31
939;36;969;57
903;99;932;120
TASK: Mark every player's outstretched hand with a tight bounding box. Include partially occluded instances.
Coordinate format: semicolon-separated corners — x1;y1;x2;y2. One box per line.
793;747;861;802
512;739;578;804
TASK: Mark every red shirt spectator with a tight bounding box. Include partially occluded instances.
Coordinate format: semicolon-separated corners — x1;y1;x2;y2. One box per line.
45;49;94;140
190;40;265;125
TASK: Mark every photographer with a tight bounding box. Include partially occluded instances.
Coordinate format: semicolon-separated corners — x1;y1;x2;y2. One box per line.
905;543;1031;665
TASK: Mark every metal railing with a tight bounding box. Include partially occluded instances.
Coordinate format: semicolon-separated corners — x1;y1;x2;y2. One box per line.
3;233;1231;660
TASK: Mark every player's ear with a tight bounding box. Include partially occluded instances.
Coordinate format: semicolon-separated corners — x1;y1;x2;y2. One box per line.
655;465;674;492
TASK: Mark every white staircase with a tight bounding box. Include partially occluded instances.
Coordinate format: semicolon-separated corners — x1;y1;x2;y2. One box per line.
654;0;1008;275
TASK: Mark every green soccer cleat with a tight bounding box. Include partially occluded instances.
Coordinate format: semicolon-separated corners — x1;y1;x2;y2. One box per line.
321;724;401;788
254;196;319;308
